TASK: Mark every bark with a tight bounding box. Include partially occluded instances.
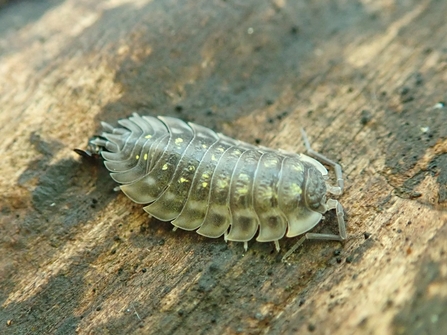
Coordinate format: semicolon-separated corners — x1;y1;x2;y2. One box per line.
0;0;446;334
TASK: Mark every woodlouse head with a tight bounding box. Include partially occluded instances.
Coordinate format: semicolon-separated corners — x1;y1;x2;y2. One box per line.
304;166;327;213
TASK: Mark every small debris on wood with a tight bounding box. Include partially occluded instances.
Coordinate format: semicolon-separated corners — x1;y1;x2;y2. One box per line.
175;104;183;113
265;98;274;105
308;323;316;332
360;109;372;125
290;25;299;34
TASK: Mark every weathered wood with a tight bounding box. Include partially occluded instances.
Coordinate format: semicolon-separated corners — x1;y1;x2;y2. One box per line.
1;0;446;334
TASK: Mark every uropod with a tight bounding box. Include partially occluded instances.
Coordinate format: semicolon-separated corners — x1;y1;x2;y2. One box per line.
80;113;346;258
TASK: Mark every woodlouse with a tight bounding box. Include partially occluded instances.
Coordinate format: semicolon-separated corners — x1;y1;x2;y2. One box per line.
84;113;346;255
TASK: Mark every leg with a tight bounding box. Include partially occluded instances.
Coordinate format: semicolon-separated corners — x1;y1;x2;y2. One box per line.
304;200;346;241
274;240;280;252
281;199;346;262
300;129;344;194
223;232;249;252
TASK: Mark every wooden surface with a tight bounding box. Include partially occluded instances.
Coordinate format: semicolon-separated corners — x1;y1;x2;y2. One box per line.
1;0;446;334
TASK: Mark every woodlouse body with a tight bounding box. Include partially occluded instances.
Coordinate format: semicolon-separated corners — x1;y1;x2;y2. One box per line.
89;113;346;252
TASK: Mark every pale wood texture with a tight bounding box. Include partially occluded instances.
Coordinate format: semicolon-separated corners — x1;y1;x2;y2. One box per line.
1;1;446;334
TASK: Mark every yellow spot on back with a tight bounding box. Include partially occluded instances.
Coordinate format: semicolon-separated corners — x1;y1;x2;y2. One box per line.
293;164;304;172
290;183;302;195
175;138;184;145
145;134;152;139
217;147;225;152
144;153;148;160
202;182;208;188
239;173;249;181
179;177;189;183
202;173;210;180
259;187;273;200
162;163;168;170
237;186;249;195
264;159;278;168
136;155;140;160
217;179;229;189
189;165;195;171
211;154;217;161
202;144;208;149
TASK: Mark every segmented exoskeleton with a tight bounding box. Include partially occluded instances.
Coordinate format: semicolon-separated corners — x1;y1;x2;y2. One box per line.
87;113;346;255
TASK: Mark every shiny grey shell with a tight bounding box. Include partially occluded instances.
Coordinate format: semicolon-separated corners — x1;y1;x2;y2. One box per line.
91;113;331;244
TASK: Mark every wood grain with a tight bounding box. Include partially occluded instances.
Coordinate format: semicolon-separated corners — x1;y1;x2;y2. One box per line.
1;0;446;334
